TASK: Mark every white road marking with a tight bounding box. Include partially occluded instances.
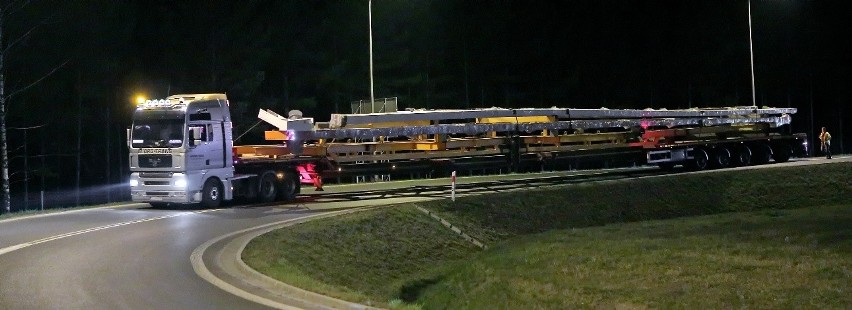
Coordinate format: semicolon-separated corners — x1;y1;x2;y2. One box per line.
0;202;150;224
0;209;221;257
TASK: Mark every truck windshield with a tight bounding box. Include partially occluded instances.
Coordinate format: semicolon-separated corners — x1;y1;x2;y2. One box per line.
132;119;184;148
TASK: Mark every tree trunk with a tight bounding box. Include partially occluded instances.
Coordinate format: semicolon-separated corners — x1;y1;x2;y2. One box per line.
1;11;11;214
105;105;110;202
23;129;27;210
76;71;81;208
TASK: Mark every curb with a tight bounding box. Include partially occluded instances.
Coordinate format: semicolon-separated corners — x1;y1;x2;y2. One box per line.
191;207;385;310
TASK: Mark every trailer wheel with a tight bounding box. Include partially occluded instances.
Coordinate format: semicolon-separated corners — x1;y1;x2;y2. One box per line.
686;148;709;171
257;172;278;203
711;147;731;168
753;144;772;165
200;178;223;208
772;145;791;163
734;145;752;166
277;171;299;201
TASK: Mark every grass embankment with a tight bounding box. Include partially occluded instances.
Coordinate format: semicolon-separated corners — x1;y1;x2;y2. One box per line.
244;163;852;308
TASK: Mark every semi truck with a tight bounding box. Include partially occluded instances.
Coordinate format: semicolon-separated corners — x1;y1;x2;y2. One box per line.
127;93;806;208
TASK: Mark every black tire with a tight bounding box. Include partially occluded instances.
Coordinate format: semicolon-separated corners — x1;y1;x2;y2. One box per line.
200;178;223;208
686;148;709;171
257;172;278;203
276;171;299;201
711;147;732;168
772;145;791;163
752;144;772;165
733;145;752;166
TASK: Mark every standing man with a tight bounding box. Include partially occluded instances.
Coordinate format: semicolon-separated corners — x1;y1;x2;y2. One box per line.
819;127;832;159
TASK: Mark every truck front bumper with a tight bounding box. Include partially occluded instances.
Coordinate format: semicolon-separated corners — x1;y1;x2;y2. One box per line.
130;190;202;204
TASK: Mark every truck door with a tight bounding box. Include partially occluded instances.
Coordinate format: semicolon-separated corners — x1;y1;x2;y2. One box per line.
206;122;225;168
187;123;225;170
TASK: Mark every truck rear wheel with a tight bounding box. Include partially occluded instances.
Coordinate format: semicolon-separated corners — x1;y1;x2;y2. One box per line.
277;171;299;201
201;178;223;208
711;147;731;168
257;172;278;203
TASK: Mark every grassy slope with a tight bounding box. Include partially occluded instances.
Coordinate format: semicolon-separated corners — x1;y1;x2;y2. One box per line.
420;205;851;309
422;162;852;243
243;206;480;307
244;162;852;308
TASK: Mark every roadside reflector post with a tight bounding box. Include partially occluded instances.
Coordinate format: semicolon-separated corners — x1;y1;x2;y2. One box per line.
451;171;456;202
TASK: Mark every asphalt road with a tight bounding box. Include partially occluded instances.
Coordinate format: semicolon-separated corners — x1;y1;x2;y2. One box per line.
0;157;846;309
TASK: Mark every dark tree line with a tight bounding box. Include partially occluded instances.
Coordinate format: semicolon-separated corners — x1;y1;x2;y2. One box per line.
0;0;848;213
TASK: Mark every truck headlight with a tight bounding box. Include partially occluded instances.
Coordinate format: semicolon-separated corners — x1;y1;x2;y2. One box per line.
175;179;187;188
129;179;139;187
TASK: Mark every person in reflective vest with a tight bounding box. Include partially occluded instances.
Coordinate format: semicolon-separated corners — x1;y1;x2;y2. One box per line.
819;127;832;159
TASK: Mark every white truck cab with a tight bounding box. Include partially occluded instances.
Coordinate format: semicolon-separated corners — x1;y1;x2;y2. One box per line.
128;94;236;207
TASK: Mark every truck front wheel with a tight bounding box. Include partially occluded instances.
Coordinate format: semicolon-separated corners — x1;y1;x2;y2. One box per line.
201;178;223;208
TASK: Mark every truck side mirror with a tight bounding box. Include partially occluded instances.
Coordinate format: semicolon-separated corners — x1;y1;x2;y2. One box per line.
126;128;131;148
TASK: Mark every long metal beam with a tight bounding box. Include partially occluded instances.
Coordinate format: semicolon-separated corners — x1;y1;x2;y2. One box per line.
287;116;790;141
328;107;797;128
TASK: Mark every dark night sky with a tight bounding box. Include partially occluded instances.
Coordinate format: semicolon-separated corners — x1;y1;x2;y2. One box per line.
0;0;850;201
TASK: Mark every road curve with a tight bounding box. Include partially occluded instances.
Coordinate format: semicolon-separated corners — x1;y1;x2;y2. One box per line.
0;168;650;309
0;158;846;309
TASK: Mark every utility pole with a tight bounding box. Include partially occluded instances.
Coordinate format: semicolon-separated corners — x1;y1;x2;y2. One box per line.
747;0;757;107
368;0;375;111
809;75;814;157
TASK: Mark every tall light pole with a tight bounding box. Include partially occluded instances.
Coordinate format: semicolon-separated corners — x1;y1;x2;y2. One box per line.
747;0;757;107
809;76;814;156
368;0;375;112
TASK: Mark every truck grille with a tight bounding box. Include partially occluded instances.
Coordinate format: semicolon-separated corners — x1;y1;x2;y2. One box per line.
144;181;171;186
139;155;172;168
140;172;172;178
